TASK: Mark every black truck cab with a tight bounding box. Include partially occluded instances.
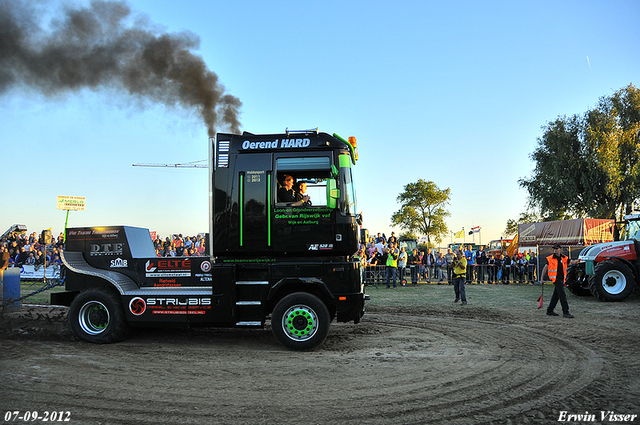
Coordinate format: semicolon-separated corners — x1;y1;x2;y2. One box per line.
54;129;367;350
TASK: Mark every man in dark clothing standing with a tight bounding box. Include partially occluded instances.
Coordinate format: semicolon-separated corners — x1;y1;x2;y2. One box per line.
539;244;574;318
408;248;421;285
475;246;487;284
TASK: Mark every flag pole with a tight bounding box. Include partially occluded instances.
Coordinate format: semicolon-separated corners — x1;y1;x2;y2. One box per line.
537;244;544;309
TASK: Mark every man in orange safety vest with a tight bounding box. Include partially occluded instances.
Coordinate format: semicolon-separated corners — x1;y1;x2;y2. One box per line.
539;244;574;318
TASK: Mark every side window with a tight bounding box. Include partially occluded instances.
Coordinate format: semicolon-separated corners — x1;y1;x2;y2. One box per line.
276;157;330;207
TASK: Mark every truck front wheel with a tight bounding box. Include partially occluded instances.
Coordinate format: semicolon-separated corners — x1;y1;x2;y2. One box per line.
271;292;330;351
68;288;130;343
589;260;635;302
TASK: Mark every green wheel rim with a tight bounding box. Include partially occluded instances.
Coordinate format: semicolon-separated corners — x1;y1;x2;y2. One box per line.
282;304;318;342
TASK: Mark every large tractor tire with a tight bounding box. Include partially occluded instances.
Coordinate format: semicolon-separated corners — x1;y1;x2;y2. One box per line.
271;292;331;351
566;264;591;296
589;260;636;302
68;287;130;343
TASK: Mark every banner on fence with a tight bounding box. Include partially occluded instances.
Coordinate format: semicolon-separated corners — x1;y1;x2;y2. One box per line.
19;265;61;280
518;218;614;247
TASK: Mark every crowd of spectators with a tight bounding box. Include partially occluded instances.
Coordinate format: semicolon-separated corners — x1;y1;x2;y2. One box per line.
153;234;207;257
357;232;539;285
0;231;65;270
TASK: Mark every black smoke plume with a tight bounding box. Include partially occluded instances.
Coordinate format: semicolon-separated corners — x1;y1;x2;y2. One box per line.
0;0;241;135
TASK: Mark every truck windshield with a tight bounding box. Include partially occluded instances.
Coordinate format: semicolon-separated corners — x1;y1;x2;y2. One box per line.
340;154;357;215
626;220;640;240
399;240;417;252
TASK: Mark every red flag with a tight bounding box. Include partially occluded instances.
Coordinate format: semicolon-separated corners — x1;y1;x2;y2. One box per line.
537;283;544;309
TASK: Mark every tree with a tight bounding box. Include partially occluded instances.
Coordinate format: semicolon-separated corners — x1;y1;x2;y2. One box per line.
519;84;640;220
391;179;451;245
503;211;541;238
400;232;419;240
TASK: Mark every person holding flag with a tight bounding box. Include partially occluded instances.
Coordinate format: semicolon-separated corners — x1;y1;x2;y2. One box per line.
539;244;574;318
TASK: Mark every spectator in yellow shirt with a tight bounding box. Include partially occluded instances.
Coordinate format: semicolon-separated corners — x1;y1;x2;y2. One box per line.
452;250;468;305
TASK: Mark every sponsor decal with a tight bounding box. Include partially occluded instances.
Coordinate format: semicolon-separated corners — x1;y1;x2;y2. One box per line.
221;258;275;263
274;207;331;225
152;310;207;315
195;273;212;282
90;243;124;256
308;244;334;251
146;297;211;306
154;278;181;287
200;261;212;272
70;228;121;239
67;230;92;236
129;297;146;316
241;138;311;150
246;170;264;183
130;297;212;316
145;260;156;273
110;258;128;268
145;258;191;277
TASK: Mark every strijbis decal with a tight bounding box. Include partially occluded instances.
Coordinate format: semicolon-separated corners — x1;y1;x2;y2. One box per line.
129;297;146;316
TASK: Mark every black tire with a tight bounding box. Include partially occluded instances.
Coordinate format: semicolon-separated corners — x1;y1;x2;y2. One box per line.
68;288;130;343
271;292;330;351
589;260;635;302
566;264;591;296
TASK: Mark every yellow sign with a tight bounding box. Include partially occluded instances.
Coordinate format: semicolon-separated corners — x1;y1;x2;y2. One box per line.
57;196;86;211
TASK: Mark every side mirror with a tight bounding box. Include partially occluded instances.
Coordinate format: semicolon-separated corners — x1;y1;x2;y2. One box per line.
326;178;340;209
331;164;339;178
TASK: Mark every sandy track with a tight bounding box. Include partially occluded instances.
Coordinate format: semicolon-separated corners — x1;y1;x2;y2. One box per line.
1;304;639;424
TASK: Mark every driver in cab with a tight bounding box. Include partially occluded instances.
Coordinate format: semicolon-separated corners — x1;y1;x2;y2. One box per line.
278;174;310;206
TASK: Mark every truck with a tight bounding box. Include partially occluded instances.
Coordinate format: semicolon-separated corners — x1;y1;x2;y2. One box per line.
566;214;639;302
398;237;418;254
485;238;513;259
52;129;368;350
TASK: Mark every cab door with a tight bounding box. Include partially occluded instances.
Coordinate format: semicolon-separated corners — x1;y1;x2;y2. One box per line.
237;154;272;253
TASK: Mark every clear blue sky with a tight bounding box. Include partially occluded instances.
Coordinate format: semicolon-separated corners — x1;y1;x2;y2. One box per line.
1;0;638;245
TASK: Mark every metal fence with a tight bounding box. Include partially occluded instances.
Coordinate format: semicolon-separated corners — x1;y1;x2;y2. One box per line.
363;246;586;286
364;264;540;286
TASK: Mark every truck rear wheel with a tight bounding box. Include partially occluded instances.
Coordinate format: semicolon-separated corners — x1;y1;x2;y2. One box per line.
566;264;591;296
589;260;635;302
271;292;330;351
69;288;130;343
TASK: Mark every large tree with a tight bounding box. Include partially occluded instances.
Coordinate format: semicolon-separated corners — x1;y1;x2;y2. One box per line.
519;84;640;220
391;179;450;245
503;211;541;238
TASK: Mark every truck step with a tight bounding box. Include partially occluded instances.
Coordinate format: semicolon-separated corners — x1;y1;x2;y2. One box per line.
234;281;267;324
236;321;262;326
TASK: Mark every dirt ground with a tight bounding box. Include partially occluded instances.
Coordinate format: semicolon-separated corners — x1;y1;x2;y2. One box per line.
1;289;640;425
